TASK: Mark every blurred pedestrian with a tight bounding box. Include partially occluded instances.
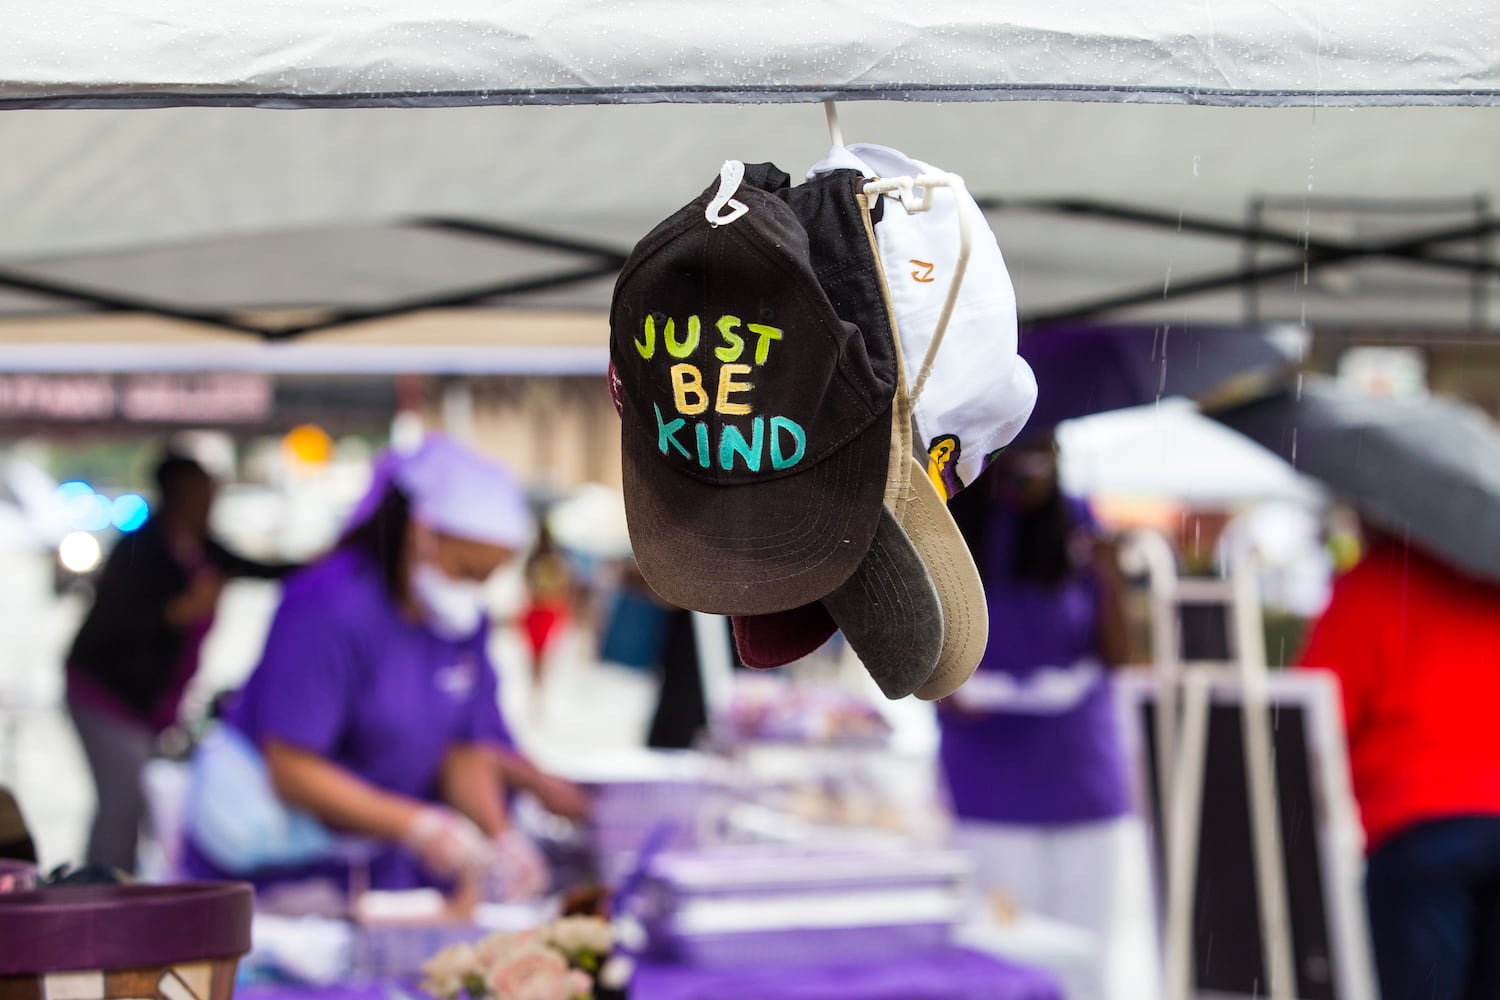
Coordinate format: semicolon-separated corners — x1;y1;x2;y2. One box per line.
183;437;585;897
520;523;574;689
65;451;297;873
1298;526;1500;1000
940;435;1154;1000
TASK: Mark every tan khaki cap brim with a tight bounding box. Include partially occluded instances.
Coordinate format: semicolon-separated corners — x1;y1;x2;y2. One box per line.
859;189;986;700
901;455;989;700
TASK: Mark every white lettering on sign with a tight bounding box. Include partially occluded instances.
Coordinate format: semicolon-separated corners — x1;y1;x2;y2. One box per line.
0;375;115;420
120;374;272;422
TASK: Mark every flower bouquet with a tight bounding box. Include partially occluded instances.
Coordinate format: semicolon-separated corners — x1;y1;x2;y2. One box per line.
421;916;620;1000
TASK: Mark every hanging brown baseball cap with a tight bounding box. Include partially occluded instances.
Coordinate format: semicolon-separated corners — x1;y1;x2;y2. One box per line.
610;162;897;616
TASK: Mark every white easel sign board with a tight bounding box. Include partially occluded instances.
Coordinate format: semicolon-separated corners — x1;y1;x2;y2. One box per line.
1115;671;1376;1000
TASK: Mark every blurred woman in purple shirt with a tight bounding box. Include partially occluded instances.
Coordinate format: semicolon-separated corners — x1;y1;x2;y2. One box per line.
185;437;584;896
941;435;1157;1000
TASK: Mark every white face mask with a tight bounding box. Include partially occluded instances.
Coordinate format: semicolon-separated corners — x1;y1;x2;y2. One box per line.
410;562;487;641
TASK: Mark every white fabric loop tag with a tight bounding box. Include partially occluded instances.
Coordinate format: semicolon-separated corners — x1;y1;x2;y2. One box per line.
706;160;748;227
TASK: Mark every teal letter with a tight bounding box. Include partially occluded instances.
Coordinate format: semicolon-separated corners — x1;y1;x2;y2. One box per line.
769;416;806;469
654;403;691;459
695;422;711;469
719;417;764;472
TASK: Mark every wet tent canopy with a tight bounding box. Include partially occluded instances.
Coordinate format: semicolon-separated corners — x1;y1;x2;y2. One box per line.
1;1;1499;370
7;0;1500;109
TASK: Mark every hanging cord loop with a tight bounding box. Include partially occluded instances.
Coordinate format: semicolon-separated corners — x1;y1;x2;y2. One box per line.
824;101;844;147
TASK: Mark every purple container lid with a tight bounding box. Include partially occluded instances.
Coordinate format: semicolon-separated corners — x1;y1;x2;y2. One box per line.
0;882;252;975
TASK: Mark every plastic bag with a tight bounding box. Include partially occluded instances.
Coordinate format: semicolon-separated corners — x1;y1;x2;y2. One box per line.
184;724;336;873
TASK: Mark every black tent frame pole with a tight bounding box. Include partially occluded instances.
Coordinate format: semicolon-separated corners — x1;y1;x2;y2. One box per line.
0;266;273;337
0;202;1493;337
266;262;624;340
994;206;1500;327
0;219;630;341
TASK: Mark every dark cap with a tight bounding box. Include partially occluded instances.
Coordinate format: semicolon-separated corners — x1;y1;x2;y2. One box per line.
732;171;967;699
610;162;896;616
735;504;944;702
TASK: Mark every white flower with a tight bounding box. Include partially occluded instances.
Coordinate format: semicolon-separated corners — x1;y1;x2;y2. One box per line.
476;928;542;970
546;916;614;957
420;942;479;1000
488;942;579;1000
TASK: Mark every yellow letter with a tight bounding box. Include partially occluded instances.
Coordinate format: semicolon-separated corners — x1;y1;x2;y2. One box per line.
665;315;701;359
671;364;708;415
715;364;753;415
747;323;783;365
714;315;745;363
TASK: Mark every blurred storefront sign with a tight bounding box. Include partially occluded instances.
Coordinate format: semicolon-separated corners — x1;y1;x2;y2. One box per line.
0;372;270;423
120;373;271;422
0;374;116;421
0;372;396;433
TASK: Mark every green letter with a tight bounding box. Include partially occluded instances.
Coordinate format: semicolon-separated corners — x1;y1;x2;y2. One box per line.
665;315;701;359
769;416;806;470
714;315;744;363
654;403;691;459
748;323;783;365
636;315;658;360
719;417;764;473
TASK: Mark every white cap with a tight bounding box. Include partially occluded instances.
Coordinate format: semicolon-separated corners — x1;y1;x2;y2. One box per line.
810;143;1038;500
353;433;532;550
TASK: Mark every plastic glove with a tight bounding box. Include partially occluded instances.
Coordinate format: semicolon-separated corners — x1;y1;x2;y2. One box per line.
531;774;591;823
484;827;550;902
403;806;492;880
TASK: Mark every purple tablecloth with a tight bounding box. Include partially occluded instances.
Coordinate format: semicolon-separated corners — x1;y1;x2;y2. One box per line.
630;948;1062;1000
239;948;1061;1000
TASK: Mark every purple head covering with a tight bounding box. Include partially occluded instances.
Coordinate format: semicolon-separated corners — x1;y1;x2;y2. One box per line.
346;434;532;549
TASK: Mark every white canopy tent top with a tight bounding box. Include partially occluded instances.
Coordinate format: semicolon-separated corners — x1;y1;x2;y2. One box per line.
5;0;1500;109
2;3;1499;369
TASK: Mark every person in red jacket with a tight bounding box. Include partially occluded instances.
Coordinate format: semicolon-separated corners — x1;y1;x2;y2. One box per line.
1298;529;1500;1000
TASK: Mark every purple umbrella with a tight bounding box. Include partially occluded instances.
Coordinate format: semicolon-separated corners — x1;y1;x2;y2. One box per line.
1017;324;1298;442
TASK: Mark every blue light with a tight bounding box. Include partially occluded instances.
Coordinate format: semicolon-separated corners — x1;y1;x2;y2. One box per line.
74;494;112;532
111;494;150;533
55;481;93;502
53;481;106;529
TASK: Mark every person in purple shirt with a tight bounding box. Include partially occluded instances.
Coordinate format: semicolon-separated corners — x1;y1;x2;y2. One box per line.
184;436;585;896
941;435;1156;1000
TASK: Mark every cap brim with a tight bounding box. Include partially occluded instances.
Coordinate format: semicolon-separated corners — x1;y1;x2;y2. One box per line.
729;458;985;685
822;505;944;700
621;394;893;616
732;603;837;669
902;457;989;701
